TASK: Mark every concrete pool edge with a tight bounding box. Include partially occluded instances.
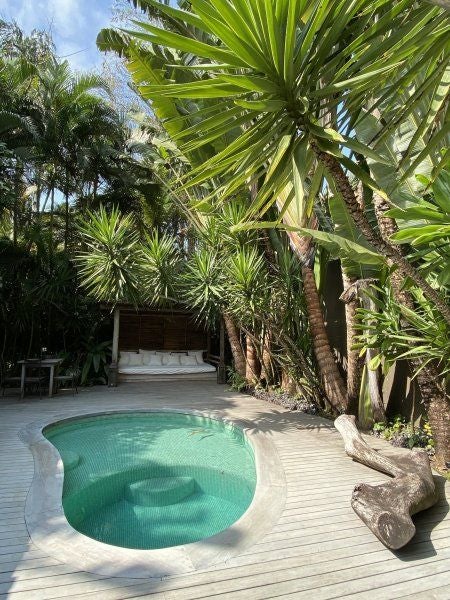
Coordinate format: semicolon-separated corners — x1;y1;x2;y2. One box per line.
19;407;287;579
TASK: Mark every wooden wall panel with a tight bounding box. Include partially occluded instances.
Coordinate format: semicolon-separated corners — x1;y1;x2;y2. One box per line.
118;310;207;351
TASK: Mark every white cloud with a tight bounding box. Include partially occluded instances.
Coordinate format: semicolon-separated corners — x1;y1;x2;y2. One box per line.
2;0;113;71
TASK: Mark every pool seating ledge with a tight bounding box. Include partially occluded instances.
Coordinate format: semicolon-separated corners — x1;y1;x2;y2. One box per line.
19;408;287;579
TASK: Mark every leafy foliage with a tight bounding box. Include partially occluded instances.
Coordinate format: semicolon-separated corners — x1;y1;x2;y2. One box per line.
76;207;143;305
355;285;450;377
373;416;435;454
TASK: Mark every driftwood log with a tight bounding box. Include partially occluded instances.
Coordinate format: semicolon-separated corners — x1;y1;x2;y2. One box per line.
335;414;439;550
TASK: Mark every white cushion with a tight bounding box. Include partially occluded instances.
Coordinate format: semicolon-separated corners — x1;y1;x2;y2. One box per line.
119;364;216;375
146;353;163;366
140;350;157;365
139;348;156;356
119;351;137;366
188;350;205;365
128;353;143;367
118;354;129;367
180;354;198;366
163;353;181;366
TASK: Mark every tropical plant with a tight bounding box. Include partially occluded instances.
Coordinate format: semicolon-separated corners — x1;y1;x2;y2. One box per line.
76;206;143;305
79;335;112;385
356;286;449;377
96;0;450;465
107;0;450;318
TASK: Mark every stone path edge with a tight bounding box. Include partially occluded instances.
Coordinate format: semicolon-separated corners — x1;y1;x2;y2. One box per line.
18;407;287;579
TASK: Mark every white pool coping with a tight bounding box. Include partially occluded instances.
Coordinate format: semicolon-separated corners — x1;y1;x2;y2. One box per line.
19;408;286;579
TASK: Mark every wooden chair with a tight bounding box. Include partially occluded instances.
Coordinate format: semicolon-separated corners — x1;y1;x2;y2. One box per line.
21;360;47;398
1;372;21;396
54;367;80;395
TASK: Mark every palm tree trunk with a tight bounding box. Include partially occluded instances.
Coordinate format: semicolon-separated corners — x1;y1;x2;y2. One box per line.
245;335;260;385
301;263;348;411
223;313;246;378
341;278;386;423
260;328;274;385
13;166;21;245
64;172;70;251
311;142;450;326
417;367;450;470
35;175;41;220
93;175;98;202
373;193;450;467
285;225;348;411
274;137;350;406
50;186;55;248
342;273;364;417
360;287;386;423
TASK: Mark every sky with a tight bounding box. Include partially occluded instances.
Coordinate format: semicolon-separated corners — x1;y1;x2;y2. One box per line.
0;0;115;71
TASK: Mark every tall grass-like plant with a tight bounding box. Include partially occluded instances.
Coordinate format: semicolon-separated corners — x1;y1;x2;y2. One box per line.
102;0;450;326
76;206;143;304
140;231;181;305
356;286;450;377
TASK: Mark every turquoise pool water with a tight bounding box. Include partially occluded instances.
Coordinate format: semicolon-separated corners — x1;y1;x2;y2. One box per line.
44;412;256;550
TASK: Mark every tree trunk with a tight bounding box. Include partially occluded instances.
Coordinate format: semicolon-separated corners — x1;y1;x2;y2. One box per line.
13;167;20;245
245;335;260;385
260;329;274;385
223;313;246;378
302;264;348;412
64;174;70;251
281;368;297;395
93;175;98;202
335;414;438;549
312;142;450;326
50;186;55;249
342;273;364;417
341;279;385;423
360;289;385;423
284;226;348;411
373;193;450;469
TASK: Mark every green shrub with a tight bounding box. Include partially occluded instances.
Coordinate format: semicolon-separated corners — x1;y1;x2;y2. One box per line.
227;368;247;393
372;416;434;455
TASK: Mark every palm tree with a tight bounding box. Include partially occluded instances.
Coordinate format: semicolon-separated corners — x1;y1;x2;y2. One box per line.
98;0;450;463
110;0;448;318
98;1;350;408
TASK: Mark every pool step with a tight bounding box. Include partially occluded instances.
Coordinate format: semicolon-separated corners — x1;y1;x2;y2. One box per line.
60;451;80;471
125;476;196;507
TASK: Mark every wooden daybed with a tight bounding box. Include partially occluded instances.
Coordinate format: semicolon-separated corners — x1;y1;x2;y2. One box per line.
118;349;216;382
107;306;224;385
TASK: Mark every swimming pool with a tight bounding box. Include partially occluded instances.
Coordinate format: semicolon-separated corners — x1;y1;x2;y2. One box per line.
44;412;256;550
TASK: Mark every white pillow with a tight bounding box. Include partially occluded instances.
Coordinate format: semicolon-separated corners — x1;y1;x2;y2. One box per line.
180;354;198;366
140;350;156;365
147;353;163;366
119;351;135;366
128;353;143;367
118;354;129;367
163;353;181;366
188;350;205;365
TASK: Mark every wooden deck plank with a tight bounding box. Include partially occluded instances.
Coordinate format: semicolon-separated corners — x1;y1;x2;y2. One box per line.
0;382;448;600
395;584;450;600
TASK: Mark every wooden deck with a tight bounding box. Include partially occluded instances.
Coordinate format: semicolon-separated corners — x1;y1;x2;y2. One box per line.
0;382;449;599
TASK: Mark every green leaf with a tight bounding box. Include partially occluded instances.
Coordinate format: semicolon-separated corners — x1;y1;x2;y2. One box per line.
368;353;382;371
296;227;386;267
234;99;287;112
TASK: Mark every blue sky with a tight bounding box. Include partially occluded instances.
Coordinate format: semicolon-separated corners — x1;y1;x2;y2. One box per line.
0;0;114;71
